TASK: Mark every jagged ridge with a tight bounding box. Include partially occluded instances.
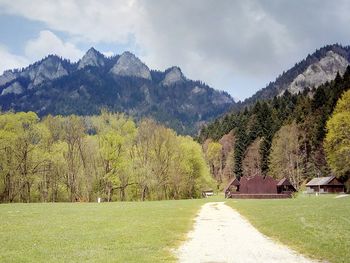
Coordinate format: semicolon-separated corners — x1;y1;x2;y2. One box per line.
0;48;234;135
239;44;350;108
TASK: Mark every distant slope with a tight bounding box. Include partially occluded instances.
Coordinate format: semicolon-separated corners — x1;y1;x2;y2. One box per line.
0;48;234;135
239;44;350;108
199;43;350;142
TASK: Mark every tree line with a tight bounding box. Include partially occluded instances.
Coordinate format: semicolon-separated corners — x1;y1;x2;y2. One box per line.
199;67;350;190
0;111;213;203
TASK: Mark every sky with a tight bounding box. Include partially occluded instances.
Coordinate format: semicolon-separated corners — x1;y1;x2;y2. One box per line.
0;0;350;101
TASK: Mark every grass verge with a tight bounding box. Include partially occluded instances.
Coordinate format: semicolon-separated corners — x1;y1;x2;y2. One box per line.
0;199;206;263
226;194;350;263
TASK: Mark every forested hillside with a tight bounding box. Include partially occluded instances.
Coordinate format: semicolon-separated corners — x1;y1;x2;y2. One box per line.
199;66;350;190
0;49;233;135
0;111;214;203
236;44;350;109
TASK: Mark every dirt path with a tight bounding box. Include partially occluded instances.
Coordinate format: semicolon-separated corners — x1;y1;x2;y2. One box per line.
176;202;318;263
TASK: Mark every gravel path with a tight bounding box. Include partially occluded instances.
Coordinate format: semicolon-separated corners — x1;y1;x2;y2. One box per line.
176;202;318;263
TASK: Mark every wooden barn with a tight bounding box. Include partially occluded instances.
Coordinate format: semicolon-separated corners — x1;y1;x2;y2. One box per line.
225;175;296;199
305;176;345;193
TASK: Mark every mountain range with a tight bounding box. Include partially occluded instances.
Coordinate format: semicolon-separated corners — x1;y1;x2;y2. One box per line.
0;48;233;135
0;44;349;135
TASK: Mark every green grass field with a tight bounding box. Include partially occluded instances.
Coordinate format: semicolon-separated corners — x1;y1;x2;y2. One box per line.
0;199;206;263
1;195;349;263
226;194;350;263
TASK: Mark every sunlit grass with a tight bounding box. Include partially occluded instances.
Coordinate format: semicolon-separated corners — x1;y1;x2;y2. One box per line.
226;194;350;263
0;199;206;263
3;194;345;263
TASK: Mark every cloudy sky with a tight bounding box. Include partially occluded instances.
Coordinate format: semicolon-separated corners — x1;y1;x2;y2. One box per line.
0;0;350;100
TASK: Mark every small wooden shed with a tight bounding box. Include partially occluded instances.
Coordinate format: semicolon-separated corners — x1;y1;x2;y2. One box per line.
224;178;240;197
306;176;345;193
277;178;296;194
202;190;214;198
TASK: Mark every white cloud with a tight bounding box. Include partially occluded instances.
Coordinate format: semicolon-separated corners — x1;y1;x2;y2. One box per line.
102;51;114;57
25;30;84;62
0;30;84;74
0;1;296;76
0;0;140;44
0;45;28;74
1;0;350;99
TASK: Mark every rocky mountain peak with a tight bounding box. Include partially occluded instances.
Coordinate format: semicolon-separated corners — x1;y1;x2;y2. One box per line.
0;48;234;134
161;66;185;86
29;55;69;86
1;81;24;96
0;55;69;95
241;44;350;108
109;51;152;80
0;70;17;87
77;47;105;70
283;50;349;95
86;47;98;54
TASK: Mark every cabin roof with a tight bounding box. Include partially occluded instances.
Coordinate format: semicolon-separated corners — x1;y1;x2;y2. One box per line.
305;176;341;186
224;177;240;192
277;178;294;186
277;178;296;191
277;178;287;186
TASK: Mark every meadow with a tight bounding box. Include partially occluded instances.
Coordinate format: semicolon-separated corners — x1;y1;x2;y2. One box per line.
227;194;350;263
0;199;205;263
1;195;349;263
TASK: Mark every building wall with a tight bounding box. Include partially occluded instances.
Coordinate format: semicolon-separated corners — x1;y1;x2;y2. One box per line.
239;175;277;194
323;185;344;193
308;185;344;193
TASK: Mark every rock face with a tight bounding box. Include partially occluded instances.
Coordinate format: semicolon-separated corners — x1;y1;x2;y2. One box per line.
110;51;151;80
242;44;350;108
191;86;205;94
78;48;105;70
285;51;349;95
161;67;185;86
0;55;70;95
29;56;69;86
1;82;23;96
16;56;70;87
212;92;234;105
0;48;233;135
0;70;17;87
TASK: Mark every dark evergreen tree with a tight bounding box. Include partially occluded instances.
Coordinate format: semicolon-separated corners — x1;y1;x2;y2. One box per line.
201;65;350;181
233;115;248;179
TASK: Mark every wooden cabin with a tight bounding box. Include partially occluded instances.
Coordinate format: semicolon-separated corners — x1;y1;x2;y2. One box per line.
239;175;277;194
224;178;240;198
277;178;296;194
305;176;345;193
225;175;296;199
